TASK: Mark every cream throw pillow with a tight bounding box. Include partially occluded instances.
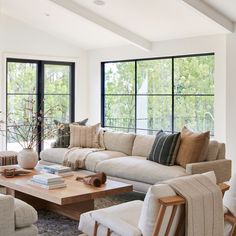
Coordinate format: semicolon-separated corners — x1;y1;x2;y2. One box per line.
69;123;101;148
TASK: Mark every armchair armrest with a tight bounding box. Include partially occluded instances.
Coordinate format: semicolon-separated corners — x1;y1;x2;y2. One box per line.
186;159;231;183
0;194;15;236
92;211;142;236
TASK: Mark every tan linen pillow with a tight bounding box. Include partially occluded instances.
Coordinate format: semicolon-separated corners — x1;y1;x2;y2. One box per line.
69;123;100;148
175;126;210;167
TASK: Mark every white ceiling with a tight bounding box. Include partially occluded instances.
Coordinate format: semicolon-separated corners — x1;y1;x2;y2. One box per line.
0;0;235;50
204;0;236;21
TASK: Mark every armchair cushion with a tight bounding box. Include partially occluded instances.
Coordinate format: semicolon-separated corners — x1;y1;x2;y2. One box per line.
14;198;38;228
138;184;180;236
79;200;143;236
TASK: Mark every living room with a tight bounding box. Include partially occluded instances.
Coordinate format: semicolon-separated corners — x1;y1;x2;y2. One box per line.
0;0;236;235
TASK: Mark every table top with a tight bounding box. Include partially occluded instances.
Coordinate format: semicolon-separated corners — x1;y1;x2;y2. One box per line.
0;165;133;205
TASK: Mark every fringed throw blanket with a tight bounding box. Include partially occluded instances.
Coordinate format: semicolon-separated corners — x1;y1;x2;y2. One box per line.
166;174;224;236
63;147;104;170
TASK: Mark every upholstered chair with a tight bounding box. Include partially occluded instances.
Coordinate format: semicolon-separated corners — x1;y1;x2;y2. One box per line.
0;194;38;236
224;174;236;236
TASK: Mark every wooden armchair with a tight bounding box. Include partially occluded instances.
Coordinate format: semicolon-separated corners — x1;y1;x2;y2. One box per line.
78;172;229;236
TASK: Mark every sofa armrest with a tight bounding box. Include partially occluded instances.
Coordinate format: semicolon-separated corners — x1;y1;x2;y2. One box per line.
186;159;231;183
0;194;15;236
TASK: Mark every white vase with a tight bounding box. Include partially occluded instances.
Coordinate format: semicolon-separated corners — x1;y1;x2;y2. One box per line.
17;148;38;169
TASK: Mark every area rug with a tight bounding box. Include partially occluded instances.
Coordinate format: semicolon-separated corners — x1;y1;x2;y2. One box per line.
36;192;145;236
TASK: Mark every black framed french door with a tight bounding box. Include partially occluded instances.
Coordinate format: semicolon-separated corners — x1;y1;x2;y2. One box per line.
6;58;75;152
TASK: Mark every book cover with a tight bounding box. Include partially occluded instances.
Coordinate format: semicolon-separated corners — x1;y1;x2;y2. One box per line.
28;180;67;190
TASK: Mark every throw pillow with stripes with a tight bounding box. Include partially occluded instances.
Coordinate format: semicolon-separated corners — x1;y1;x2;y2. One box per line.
148;130;181;166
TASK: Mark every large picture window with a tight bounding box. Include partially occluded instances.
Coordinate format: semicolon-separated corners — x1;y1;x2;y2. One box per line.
6;58;75;151
102;53;214;135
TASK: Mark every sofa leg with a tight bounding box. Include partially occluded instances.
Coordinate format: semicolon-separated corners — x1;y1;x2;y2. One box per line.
93;221;99;236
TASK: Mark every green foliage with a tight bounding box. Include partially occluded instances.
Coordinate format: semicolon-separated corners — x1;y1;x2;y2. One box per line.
104;55;214;135
7;62;71;144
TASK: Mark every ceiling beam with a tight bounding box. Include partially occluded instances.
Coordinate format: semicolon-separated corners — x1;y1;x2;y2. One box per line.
49;0;152;51
182;0;234;32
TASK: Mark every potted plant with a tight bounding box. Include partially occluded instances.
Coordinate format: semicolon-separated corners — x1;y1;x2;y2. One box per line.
0;98;60;169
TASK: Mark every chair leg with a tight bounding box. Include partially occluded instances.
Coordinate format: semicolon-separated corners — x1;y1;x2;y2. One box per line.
175;206;185;236
152;204;167;236
107;228;111;236
93;221;99;236
165;205;178;236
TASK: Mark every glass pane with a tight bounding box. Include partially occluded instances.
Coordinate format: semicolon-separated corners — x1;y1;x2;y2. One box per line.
137;96;172;132
174;96;214;134
137;59;172;94
7;125;31;151
105;95;135;129
44;64;70;94
174;55;214;94
44;95;70;124
7;62;37;93
7;95;37;126
104;62;135;94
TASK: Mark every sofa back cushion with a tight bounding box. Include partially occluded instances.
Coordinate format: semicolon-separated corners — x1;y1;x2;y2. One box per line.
132;134;155;157
206;140;226;161
104;131;136;155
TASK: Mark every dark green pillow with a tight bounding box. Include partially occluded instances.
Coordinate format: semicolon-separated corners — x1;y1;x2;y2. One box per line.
147;130;181;166
52;118;88;148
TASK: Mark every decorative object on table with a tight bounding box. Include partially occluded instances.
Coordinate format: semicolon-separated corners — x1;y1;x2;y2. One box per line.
41;164;73;177
29;173;66;189
0;98;62;169
0;167;31;178
76;172;107;187
0;151;18;166
51;118;88;148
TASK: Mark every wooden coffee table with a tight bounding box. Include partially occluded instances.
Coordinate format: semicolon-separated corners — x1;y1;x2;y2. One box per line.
0;166;132;220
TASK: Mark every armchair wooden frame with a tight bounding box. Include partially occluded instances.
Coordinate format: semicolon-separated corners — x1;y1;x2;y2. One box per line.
93;183;230;236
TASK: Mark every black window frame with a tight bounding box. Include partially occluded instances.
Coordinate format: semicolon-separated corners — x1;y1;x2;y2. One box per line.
6;58;75;152
101;52;215;134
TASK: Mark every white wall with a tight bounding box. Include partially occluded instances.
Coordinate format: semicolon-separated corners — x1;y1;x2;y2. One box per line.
0;14;89;149
87;35;227;142
226;33;236;173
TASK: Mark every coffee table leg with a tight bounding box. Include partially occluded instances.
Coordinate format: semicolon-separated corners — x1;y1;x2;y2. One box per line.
47;199;94;220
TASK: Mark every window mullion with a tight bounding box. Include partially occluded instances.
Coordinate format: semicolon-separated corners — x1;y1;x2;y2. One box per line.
172;58;175;133
134;61;137;133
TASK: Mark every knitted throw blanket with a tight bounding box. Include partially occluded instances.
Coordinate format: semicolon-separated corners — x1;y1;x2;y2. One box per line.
167;175;224;236
63;147;104;170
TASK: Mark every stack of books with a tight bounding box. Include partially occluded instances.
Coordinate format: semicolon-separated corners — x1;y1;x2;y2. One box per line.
41;165;73;177
29;173;67;189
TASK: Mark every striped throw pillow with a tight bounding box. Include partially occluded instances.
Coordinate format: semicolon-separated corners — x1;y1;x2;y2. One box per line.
69;123;101;148
148;131;181;166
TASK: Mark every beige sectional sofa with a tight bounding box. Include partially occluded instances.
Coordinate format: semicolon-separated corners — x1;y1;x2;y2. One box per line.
40;131;231;193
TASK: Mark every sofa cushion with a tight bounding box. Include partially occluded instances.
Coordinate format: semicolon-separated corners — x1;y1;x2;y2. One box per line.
85;150;127;172
96;156;187;185
69;123;101;148
104;131;136;155
148;131;180;166
79;200;143;236
40;148;68;164
175;126;210;167
14;198;38;228
138;184;179;236
132;134;155;157
217;143;225;160
52;118;88;148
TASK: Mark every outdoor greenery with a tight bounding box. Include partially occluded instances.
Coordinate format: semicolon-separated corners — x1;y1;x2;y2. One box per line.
6;62;71;147
104;55;214;135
